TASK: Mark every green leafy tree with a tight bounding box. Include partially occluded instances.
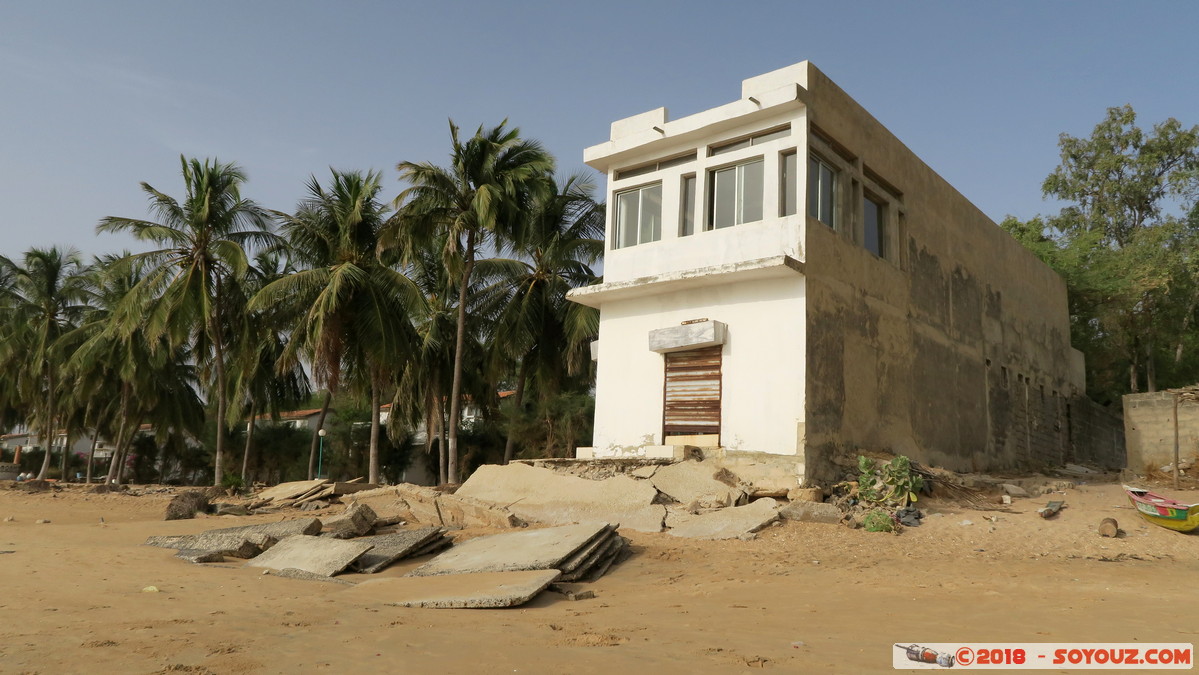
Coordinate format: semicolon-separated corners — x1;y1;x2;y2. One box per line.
98;156;274;485
0;247;90;479
252;169;416;485
388;120;555;483
1003;106;1199;401
478;173;603;464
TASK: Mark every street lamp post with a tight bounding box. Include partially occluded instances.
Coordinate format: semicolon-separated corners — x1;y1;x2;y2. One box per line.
317;428;327;479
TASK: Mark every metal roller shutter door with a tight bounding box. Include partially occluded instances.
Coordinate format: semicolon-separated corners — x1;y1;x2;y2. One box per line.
663;346;722;439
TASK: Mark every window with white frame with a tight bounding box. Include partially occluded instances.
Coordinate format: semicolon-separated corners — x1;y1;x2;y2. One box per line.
708;158;763;229
614;183;662;248
807;155;837;227
781;151;797;216
680;174;696;236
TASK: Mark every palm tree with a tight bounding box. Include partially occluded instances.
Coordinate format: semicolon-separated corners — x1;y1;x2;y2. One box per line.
0;247;90;479
252;169;416;485
479;173;604;464
228;250;311;483
97;156;274;485
64;253;204;485
388;120;554;483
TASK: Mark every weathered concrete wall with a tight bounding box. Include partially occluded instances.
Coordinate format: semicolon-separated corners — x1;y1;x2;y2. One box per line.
800;63;1082;482
1123;391;1199;472
591;275;806;457
1070;396;1126;470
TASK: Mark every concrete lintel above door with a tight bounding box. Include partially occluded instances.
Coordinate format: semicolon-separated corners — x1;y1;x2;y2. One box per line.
649;320;727;354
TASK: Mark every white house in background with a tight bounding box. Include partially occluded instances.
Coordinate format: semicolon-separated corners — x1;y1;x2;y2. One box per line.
570;62;1088;485
252;408;326;431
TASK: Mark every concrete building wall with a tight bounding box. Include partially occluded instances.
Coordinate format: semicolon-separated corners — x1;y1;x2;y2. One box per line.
590;275;806;456
797;63;1083;481
1123;391;1199;472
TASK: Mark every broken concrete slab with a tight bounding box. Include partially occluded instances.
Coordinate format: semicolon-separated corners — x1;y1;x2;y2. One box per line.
175;549;225;563
705;452;803;496
392;484;522;529
147;532;275;558
321;503;378;538
650;460;745;508
341;570;561;609
435;492;525;529
245;535;373;577
145;518;323;557
1002;483;1030;498
629;465;658;479
408;522;614;577
211;503;250;516
352;527;446;573
396;484;444;525
778;500;843;524
457;463;665;532
255;479;330;502
668;498;780;540
559;535;622;582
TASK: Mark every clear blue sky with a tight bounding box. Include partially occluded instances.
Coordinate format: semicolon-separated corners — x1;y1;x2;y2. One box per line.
2;1;1196;259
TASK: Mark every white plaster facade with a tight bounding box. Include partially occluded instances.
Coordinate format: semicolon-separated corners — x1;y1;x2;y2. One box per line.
570;61;1086;483
571;63;815;461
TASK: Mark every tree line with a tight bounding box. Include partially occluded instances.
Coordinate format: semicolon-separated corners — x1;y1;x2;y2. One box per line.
0;121;603;486
1002;105;1199;405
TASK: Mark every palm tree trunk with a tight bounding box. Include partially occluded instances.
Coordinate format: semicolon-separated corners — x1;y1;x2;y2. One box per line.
106;384;131;484
369;379;381;485
435;383;447;485
211;317;228;487
114;422;139;486
85;432;98;484
502;356;531;465
241;401;257;483
308;391;332;480
446;231;475;485
36;367;57;480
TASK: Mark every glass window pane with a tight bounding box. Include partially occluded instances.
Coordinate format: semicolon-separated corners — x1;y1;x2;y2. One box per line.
642;184;662;243
863;196;883;257
819;163;834;225
710;167;736;229
751;127;790;145
681;176;696;236
616;190;639;248
710;138;751;156
739;159;763;224
782;153;797;216
807;157;820;219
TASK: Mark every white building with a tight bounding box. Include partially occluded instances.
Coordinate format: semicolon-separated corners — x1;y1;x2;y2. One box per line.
570;62;1097;485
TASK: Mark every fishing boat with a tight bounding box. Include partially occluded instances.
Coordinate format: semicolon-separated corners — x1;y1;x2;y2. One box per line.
1124;486;1199;533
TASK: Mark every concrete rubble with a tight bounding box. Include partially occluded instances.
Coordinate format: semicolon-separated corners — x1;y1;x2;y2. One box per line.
244;535;374;577
650;460;746;508
352;527;451;573
408;522;628;581
667;498;781;540
457;464;665;533
340;570;562;609
145;518;322;557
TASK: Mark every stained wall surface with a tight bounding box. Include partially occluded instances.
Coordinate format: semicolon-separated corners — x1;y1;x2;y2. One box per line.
1123;391;1199;472
797;63;1090;481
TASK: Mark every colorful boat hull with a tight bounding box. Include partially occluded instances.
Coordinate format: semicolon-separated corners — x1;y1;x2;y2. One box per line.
1124;486;1199;533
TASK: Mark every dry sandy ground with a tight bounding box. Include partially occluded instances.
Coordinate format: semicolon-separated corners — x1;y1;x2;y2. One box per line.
0;480;1196;674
